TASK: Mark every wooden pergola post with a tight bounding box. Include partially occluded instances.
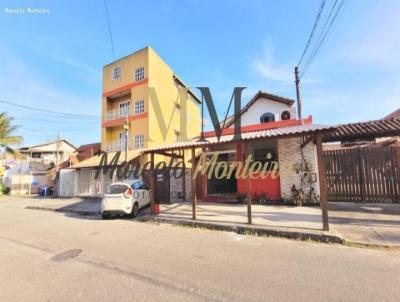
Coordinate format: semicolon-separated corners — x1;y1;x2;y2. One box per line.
191;147;197;220
316;133;329;231
182;150;186;202
244;142;252;224
150;152;155;215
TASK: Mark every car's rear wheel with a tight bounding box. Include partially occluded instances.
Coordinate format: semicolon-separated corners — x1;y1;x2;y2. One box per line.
130;203;139;218
101;213;111;219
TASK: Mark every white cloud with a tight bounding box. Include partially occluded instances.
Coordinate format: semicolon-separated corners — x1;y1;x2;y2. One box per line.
251;45;293;83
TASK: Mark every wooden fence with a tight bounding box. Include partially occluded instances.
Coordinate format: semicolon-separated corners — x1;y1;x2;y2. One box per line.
323;145;400;203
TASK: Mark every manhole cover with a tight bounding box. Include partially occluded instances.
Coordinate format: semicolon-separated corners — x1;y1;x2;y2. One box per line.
52;249;82;262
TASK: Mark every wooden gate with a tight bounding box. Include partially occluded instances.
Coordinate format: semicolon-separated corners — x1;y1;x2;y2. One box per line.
323;146;400;203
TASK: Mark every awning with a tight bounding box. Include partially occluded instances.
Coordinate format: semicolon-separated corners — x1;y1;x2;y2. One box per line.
142;123;334;153
323;119;400;142
70;150;143;169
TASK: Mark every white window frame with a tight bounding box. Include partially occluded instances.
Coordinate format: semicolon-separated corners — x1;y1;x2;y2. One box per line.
134;134;144;149
134;67;144;82
119;100;131;117
134;100;145;115
112;65;122;80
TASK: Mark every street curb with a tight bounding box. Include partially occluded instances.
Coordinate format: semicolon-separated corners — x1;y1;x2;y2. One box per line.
25;206;100;216
138;216;345;244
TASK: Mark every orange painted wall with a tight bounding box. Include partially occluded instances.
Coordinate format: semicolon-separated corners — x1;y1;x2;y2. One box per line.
202;142;281;202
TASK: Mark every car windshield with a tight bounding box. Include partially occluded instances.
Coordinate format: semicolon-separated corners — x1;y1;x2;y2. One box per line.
107;184;128;194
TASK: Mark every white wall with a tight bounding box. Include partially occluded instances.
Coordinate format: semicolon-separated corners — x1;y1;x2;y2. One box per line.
236;97;296;127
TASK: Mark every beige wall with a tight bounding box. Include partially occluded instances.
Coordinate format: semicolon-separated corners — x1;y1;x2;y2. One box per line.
278;137;320;202
101;46;201;168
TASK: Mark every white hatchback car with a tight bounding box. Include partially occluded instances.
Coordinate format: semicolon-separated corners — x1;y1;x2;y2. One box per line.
101;179;150;219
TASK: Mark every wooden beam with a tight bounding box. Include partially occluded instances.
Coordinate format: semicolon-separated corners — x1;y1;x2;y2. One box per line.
150;152;155;215
191;147;197;220
301;135;315;149
244;142;252;224
182;150;186;202
316;133;329;231
152;150;183;159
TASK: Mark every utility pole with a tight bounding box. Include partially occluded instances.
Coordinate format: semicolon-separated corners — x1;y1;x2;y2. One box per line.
294;66;303;122
123;116;129;163
55;131;60;172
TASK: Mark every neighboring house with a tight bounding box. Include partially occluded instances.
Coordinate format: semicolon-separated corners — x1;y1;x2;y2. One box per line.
2;139;77;195
75;143;101;161
58;142;101;169
199;91;319;203
384;108;400;120
62;46;202;197
19;139;77;164
101;46;201;157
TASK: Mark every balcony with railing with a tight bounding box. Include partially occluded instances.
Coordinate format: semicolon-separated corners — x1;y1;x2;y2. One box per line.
104;107;132;122
105;137;134;152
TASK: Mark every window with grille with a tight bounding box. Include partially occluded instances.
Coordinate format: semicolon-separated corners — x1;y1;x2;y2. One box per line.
134;100;144;115
134;67;144;82
134;135;144;149
112;66;121;80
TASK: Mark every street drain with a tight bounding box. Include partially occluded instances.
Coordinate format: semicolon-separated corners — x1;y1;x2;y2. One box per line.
52;249;82;262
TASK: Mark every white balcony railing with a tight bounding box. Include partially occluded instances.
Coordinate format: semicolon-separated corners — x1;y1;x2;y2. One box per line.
105;108;131;121
105;138;134;152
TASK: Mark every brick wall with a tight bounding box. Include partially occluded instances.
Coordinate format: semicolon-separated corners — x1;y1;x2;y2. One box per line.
277;137;320;202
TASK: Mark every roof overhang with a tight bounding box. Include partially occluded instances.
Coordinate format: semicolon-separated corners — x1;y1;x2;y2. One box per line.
323;119;400;143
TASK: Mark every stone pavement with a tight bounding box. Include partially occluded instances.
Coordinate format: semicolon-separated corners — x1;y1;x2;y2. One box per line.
5;196;399;247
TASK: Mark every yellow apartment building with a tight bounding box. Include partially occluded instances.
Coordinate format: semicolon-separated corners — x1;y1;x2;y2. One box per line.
101;46;201;164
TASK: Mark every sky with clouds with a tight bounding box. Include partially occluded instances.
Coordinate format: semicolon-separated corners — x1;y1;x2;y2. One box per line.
0;0;399;146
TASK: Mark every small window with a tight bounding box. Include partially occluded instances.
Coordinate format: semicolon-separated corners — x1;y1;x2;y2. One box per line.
134;100;145;115
260;112;275;123
134;134;144;149
134;67;144;82
112;66;121;80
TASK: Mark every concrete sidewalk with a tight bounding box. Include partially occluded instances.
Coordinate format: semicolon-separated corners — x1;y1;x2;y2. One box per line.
7;196;400;247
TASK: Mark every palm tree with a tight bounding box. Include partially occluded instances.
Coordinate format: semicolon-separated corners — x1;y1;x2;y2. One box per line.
0;112;22;156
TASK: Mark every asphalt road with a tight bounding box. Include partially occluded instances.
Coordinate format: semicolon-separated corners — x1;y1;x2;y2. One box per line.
0;197;399;302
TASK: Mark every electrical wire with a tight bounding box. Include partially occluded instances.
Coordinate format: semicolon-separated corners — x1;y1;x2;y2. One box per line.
0;99;101;119
297;0;326;67
103;0;115;59
301;0;348;77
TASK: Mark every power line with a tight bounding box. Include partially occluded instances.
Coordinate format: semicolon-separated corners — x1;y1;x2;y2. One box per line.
0;99;101;119
103;0;115;59
298;0;326;67
301;0;348;77
13;115;100;124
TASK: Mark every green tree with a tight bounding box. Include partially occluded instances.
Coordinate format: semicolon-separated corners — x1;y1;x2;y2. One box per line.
0;112;23;155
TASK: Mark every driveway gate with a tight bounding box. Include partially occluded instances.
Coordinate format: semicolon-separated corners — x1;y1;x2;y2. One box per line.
323;145;400;203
